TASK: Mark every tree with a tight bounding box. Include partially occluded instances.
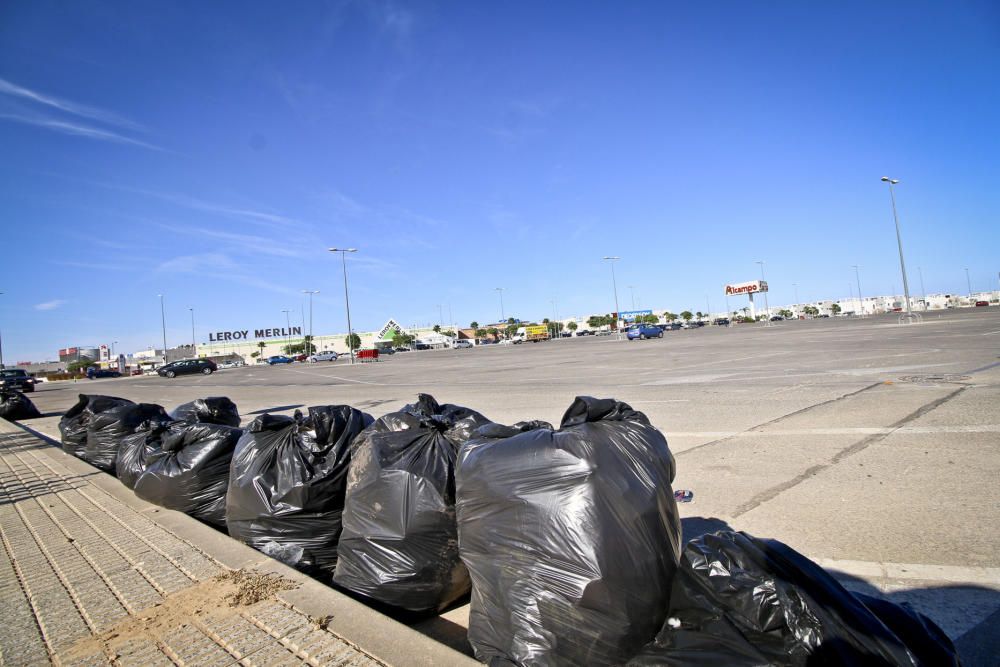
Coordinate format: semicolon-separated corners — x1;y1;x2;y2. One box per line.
505;323;519;338
67;359;92;373
474;328;487;340
695;311;703;320
640;314;658;324
433;324;441;333
345;333;361;351
567;321;578;331
803;305;819;316
663;311;676;322
831;303;842;315
470;321;479;329
257;341;266;353
778;309;793;318
587;315;603;329
303;335;315;356
680;311;693;322
394;332;415;348
441;329;456;338
250;351;260;359
487;327;500;338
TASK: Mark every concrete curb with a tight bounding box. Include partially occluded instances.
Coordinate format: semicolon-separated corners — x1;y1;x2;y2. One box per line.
1;418;479;666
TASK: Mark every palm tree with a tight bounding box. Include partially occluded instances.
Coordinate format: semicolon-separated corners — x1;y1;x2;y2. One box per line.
433;324;441;333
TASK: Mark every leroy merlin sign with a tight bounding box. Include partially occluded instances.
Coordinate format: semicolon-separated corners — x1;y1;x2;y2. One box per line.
376;319;403;341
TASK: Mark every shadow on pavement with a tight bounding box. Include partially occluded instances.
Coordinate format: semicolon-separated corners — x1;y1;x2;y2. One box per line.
247;404;305;414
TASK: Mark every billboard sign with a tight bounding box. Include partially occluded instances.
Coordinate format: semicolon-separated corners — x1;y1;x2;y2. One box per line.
725;280;768;296
208;326;303;342
619;309;653;322
376;319;403;341
99;344;110;362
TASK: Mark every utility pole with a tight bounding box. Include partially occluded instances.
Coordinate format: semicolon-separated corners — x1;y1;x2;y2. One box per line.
602;256;622;339
158;294;168;365
303;290;319;355
329;248;358;364
880;177;915;320
852;265;864;317
917;267;927;311
756;261;771;325
189;308;196;349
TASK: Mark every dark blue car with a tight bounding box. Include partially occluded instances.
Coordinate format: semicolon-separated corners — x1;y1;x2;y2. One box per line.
626;324;663;340
267;355;294;365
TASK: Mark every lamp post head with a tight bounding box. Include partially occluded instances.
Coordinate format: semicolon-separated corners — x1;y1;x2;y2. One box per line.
602;256;620;261
328;247;357;253
880;177;900;184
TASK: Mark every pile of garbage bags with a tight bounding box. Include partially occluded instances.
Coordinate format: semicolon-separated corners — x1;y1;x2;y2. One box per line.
457;396;682;665
133;421;242;526
226;406;372;576
84;403;170;472
333;394;491;612
629;530;959;666
0;388;41;420
59;394;134;459
117;419;173;489
171;397;241;427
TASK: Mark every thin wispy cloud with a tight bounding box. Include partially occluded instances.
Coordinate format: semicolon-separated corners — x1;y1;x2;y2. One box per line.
0;112;163;151
152;222;308;258
0;78;144;131
34;299;67;311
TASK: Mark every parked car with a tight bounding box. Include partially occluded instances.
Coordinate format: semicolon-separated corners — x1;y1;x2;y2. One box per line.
414;343;431;350
309;351;339;362
769;315;784;322
157;359;217;378
595;329;614;336
681;320;705;329
627;324;664;340
453;340;474;349
0;368;36;392
976;300;989;307
292;353;309;362
218;359;245;368
267;355;293;365
575;330;593;336
663;322;682;331
86;367;122;379
713;318;731;326
393;347;411;352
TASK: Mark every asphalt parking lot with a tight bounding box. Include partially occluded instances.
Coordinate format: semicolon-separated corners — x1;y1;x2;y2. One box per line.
22;308;1000;663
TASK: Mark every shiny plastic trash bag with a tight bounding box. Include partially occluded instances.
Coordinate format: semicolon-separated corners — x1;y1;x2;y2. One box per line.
116;419;173;489
456;396;681;666
84;402;169;473
0;388;42;420
333;394;491;612
628;531;959;666
226;406;373;575
133;422;242;526
59;394;133;459
170;397;241;427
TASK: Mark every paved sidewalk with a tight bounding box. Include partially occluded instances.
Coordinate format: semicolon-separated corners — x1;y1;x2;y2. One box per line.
0;420;476;667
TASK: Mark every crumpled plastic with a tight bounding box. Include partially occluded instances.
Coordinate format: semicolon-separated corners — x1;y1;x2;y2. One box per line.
59;394;134;459
456;396;681;666
333;394;491;612
84;403;169;472
0;388;41;420
226;405;373;576
116;419;174;489
170;397;241;427
628;531;959;666
133;422;242;526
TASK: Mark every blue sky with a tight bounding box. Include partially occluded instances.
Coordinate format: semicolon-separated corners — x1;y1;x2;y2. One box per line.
1;1;998;361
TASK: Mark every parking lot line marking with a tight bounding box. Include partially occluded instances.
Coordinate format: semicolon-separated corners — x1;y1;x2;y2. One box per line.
279;366;382;385
669;425;1000;437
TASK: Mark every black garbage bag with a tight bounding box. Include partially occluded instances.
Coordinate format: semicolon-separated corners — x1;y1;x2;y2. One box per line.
116;419;174;489
170;397;241;427
226;406;373;575
133;422;242;526
456;396;681;667
628;531;959;667
59;394;134;459
0;388;42;420
333;394;492;612
84;403;169;473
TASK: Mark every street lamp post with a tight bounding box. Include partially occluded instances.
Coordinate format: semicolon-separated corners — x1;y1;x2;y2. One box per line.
602;256;622;339
965;268;972;299
158;294;168;365
495;287;505;324
880;177;915;320
756;261;771;324
329;248;358;364
852;265;864;317
189;308;196;349
303;290;319;355
627;285;636;311
917;267;927;310
792;283;799;311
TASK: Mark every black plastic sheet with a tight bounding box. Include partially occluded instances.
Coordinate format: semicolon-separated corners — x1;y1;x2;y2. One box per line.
333;394;491;612
59;394;134;459
628;531;959;667
456;396;681;666
0;389;41;420
171;397;241;427
226;406;373;575
116;419;173;489
133;422;242;526
84;403;169;473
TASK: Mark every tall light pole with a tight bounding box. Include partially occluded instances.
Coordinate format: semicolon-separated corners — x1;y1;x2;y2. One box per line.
852;265;864;317
303;290;319;355
917;267;927;310
495;287;505;324
602;256;622;338
756;260;770;323
627;285;636;311
158;294;168;365
329;248;357;364
965;268;972;299
189;308;196;349
880;177;914;319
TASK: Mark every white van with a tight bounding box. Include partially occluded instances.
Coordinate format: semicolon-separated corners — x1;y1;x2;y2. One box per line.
453;339;474;349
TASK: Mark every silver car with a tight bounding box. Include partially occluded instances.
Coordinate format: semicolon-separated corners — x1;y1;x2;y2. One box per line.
309;351;339;362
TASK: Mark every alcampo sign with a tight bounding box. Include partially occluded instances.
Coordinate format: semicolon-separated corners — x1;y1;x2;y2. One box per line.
725;280;768;296
208;327;303;342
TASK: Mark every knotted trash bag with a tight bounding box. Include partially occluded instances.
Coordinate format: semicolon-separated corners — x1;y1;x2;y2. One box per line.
0;388;42;420
628;531;959;667
170;397;241;427
456;396;681;666
84;403;169;473
59;394;133;459
226;405;373;575
133;422;242;526
333;393;491;612
116;419;174;489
